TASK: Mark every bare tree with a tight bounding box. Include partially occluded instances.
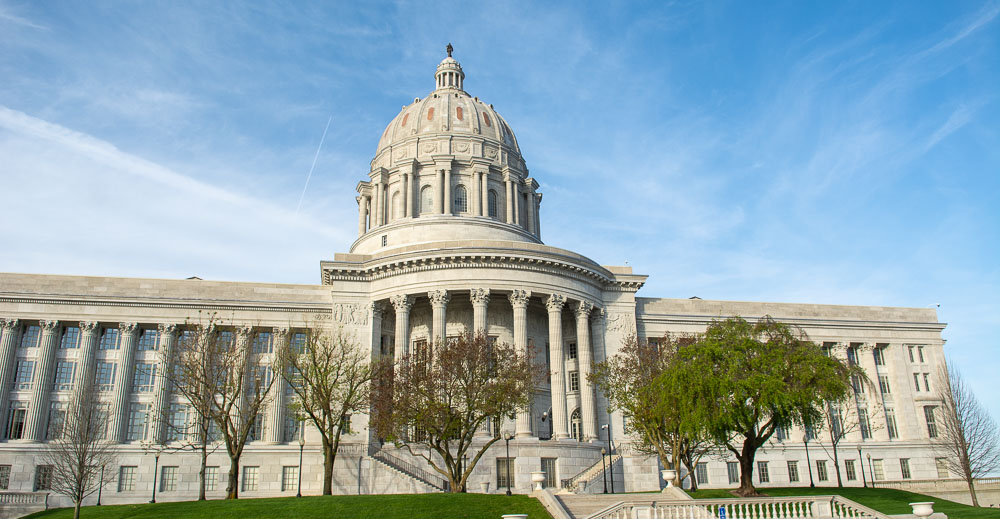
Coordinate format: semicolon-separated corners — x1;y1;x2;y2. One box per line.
816;398;883;487
166;314;275;499
937;364;1000;507
372;332;541;492
39;383;119;519
275;327;383;495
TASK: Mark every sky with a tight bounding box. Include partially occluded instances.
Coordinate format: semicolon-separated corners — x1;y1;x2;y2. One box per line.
1;2;998;416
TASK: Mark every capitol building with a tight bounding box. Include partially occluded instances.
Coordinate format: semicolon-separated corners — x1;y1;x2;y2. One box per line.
0;50;947;505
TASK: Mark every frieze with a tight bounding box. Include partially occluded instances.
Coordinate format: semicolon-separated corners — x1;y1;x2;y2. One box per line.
606;312;635;334
324;303;370;326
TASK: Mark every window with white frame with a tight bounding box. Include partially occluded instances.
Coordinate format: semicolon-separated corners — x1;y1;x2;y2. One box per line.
816;460;828;482
900;458;911;480
872;459;885;480
925;406;938;438
859;408;871;440
95;362;116;391
695;463;708;485
253;331;273;354
60;326;80;349
845;460;856;481
935;458;949;479
14;360;35;390
873;344;886;365
46;402;66;440
454;185;468;213
160;466;178;491
53;361;76;391
569;371;579;392
204;466;219;491
6;402;27;440
787;461;799;483
567;342;578;360
133;363;156;392
118;466;137;491
541;458;557;489
282;466;299;492
34;465;53;491
99;327;120;350
496;457;514;490
0;465;10;490
20;325;40;348
420;186;433;214
488;190;498;218
126;403;149;441
878;375;891;394
137;328;159;351
727;462;739;484
757;461;769;483
167;404;188;442
242;466;259;492
886;409;899;439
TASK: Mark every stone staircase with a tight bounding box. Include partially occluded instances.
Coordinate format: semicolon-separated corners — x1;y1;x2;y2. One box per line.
556;493;634;518
561;454;621;493
369;447;450;492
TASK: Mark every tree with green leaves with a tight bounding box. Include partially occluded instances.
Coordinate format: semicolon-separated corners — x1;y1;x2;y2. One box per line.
675;316;857;496
275;327;384;495
372;332;541;493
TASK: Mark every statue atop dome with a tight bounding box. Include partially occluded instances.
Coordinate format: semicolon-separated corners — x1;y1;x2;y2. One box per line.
446;43;453;57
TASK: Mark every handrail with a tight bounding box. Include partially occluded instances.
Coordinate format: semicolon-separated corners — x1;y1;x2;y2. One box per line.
586;495;891;519
371;447;450;492
561;454;619;491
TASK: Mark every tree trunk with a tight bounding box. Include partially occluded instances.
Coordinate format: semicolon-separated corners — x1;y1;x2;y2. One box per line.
832;444;843;487
968;477;980;507
736;438;760;496
74;501;81;519
199;442;208;500
323;443;335;495
226;457;239;499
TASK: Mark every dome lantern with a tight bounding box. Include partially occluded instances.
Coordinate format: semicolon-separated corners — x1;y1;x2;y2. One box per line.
435;43;465;91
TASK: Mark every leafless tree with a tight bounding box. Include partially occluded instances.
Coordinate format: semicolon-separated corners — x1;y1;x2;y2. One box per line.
372;332;541;492
275;327;384;495
817;369;882;487
936;364;1000;507
39;383;119;519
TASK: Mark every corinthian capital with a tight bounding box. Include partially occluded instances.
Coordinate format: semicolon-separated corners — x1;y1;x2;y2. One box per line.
390;294;413;313
470;288;491;306
1;318;20;331
39;319;61;332
428;290;450;308
79;321;99;333
545;294;566;312
575;301;594;318
158;323;178;337
508;289;531;308
119;322;139;336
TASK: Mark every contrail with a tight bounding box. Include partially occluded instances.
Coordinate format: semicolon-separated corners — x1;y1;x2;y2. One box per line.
295;115;333;215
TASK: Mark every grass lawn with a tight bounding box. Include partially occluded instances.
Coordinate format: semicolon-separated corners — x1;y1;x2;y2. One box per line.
25;493;552;519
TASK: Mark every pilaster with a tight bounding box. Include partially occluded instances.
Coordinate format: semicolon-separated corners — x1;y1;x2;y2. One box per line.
545;294;569;439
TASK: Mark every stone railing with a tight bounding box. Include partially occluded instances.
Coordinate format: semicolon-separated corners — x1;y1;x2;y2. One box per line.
561;454;620;492
0;492;49;519
872;476;1000;492
586;495;890;519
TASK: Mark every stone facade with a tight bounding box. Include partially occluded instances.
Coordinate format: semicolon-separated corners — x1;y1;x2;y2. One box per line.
0;51;947;506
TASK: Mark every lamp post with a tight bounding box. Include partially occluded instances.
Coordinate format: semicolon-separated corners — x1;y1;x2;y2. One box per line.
150;451;160;503
601;447;608;494
97;465;104;506
602;423;615;493
504;432;514;496
858;446;867;488
867;454;874;485
297;433;305;498
803;434;815;488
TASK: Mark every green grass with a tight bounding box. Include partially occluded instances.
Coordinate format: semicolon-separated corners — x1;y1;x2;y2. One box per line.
25;493;552;519
689;486;1000;518
685;488;737;499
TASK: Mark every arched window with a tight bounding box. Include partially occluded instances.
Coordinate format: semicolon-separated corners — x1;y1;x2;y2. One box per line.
420;186;433;214
454;185;467;213
488;189;498;218
570;408;582;442
391;191;401;220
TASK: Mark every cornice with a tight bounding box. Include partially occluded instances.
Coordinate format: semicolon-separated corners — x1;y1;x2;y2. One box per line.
637;312;946;333
0;293;331;315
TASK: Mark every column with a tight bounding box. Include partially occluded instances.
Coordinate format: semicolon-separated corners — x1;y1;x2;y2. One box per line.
109;322;139;443
150;324;177;444
443;166;452;215
470;289;490;334
0;319;21;430
509;290;533;437
526;192;536;236
358;195;369;235
25;320;60;441
391;295;413;364
575;301;597;441
505;177;514;223
429;290;450;343
435;170;444;214
74;321;100;397
535;193;542;239
370;302;385;358
590;309;610;439
235;326;253;417
473;170;482;216
481;171;489;217
402;172;411;218
513;181;521;226
266;328;289;443
372;181;381;228
545;294;569;439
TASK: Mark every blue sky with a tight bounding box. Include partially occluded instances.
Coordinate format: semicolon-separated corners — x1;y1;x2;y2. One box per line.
1;2;998;416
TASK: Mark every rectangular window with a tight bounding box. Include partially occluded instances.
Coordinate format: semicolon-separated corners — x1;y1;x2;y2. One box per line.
568;342;578;360
137;329;160;351
923;373;931;392
569;371;579;392
822;342;835;357
541;458;557;489
253;331;273;354
53;361;76;391
873;459;885;481
249;413;265;442
6;402;27;440
14;360;35;390
846;346;859;366
845;460;857;481
878;375;891;394
133;362;156;392
60;326;80;349
126;403;149;441
804;424;816;442
167;404;188;442
900;459;911;480
816;460;828;482
285;416;303;443
20;325;40;348
46;402;66;440
727;462;739;484
497;457;514;490
99;327;120;350
908;346;915;363
918;346;925;363
0;465;10;489
757;461;769;483
852;375;865;394
873;344;886;366
290;332;307;354
787;461;799;483
160;466;178;492
775;425;789;442
118;466;136;491
695;463;708;485
34;465;53;491
886;409;899;439
205;466;219;491
282;466;299;492
96;361;116;391
935;458;949;479
914;373;921;392
859;408;871;440
925;406;938;438
241;466;259;492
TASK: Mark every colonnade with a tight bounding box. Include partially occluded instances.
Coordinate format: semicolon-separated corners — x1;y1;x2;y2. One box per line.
0;318;289;446
357;166;541;237
376;288;603;441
